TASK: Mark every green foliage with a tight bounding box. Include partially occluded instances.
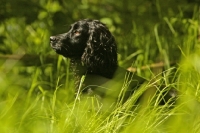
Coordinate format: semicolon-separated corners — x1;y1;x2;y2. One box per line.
0;0;200;133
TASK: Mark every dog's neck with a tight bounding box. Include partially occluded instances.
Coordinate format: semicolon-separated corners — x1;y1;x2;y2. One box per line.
70;58;87;75
70;58;87;90
70;58;118;90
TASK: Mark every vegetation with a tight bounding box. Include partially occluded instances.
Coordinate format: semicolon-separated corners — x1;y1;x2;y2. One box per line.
0;0;200;132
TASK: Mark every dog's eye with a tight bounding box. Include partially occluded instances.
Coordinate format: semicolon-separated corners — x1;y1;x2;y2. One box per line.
74;31;81;36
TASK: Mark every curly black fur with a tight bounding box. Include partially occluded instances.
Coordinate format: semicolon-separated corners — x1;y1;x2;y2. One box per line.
50;19;118;89
50;19;177;104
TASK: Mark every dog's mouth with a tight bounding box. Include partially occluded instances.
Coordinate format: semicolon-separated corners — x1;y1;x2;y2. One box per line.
49;36;84;58
51;43;66;56
50;40;73;57
50;42;60;51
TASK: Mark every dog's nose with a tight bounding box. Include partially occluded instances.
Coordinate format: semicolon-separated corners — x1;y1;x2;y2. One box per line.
50;36;56;42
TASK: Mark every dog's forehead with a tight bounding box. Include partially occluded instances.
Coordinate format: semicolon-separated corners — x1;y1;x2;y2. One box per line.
71;21;89;30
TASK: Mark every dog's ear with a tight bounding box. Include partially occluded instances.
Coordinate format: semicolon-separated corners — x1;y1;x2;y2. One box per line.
81;20;118;78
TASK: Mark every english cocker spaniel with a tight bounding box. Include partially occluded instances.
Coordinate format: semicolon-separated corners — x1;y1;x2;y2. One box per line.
50;19;176;105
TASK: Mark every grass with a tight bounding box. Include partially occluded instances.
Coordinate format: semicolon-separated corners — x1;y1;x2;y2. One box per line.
1;54;200;133
0;6;200;133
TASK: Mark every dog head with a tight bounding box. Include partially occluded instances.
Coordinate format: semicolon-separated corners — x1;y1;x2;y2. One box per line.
50;19;118;78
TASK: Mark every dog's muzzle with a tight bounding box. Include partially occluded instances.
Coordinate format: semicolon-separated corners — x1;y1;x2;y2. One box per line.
50;36;59;49
50;36;57;44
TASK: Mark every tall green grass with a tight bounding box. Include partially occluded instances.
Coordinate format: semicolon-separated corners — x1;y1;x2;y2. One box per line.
0;6;200;133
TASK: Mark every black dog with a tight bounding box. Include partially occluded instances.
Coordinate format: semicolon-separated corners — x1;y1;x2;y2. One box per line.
50;19;176;105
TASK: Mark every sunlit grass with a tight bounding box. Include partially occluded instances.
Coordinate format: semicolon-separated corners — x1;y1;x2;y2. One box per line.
0;5;200;133
1;57;200;133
